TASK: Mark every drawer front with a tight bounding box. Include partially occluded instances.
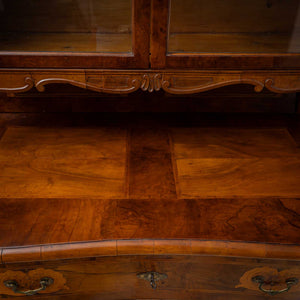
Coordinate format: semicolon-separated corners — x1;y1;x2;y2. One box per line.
0;255;300;299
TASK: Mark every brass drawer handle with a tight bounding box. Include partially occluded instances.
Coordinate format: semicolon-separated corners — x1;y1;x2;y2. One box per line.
137;272;167;289
4;277;54;296
252;276;298;296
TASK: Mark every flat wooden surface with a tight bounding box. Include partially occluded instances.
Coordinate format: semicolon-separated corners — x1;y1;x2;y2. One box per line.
1;121;300;199
0;114;299;254
0;0;132;53
172;128;300;197
0;127;127;198
0;33;132;53
0;0;151;68
168;0;300;53
168;33;300;53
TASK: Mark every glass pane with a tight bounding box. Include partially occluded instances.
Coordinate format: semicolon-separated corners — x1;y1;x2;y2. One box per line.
0;0;132;53
168;0;300;53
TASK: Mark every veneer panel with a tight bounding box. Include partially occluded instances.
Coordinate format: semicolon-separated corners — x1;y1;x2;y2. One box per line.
0;127;127;198
171;127;300;198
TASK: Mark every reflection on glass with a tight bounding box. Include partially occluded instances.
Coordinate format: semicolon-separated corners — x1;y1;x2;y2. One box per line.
168;0;300;53
0;0;132;52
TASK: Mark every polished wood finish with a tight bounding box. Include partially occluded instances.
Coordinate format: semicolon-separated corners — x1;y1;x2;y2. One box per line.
0;114;299;299
1;1;300;298
1;122;300;200
128;127;176;198
1;70;300;96
172;127;300;197
0;127;127;198
150;0;169;68
2;239;300;264
0;117;299;248
1;256;300;299
0;196;300;249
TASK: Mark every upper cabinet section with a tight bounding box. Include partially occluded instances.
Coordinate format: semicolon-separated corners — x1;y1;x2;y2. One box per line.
0;0;300;70
0;0;132;53
168;0;300;54
0;0;150;68
151;0;300;69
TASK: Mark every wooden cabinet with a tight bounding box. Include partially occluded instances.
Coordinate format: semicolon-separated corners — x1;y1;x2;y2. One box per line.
0;2;300;299
0;0;300;94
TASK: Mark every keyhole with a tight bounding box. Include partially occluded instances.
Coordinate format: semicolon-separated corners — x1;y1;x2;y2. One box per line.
150;273;157;289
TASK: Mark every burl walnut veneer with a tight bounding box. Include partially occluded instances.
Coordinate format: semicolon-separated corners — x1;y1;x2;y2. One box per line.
0;114;299;299
1;0;300;299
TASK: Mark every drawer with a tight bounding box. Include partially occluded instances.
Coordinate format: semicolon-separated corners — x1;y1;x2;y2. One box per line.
1;255;300;299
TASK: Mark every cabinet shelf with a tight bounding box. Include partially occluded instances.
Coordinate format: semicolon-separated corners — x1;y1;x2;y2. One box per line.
0;32;132;53
168;32;300;54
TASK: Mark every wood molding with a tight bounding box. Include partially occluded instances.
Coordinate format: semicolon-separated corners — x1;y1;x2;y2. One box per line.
2;239;300;264
0;76;34;96
1;70;300;95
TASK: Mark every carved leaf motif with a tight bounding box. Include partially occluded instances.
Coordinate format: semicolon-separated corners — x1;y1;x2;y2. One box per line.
140;74;163;92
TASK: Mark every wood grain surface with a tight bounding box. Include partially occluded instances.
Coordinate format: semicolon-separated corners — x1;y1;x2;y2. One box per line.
128;127;176;198
0;118;299;257
1;70;300;96
0;197;299;249
0;127;127;198
1;255;300;299
171;127;300;197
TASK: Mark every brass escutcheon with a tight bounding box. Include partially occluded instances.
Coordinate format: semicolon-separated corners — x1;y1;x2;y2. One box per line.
252;276;298;296
137;271;168;289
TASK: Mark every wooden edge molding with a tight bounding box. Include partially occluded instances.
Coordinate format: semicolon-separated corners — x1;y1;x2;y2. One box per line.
1;239;300;264
0;70;300;95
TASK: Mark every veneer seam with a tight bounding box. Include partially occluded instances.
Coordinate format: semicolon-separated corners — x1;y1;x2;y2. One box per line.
168;130;180;199
0;126;7;141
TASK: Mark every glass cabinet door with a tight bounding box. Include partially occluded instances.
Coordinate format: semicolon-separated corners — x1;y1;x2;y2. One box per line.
0;0;150;68
168;0;300;54
150;0;300;69
0;0;132;53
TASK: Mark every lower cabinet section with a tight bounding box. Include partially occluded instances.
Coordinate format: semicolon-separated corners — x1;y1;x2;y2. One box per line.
0;255;300;299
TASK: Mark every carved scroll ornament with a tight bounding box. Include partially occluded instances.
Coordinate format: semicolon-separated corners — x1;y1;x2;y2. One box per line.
1;71;300;95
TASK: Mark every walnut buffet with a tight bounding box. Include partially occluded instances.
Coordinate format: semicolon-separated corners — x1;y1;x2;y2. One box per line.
0;0;300;299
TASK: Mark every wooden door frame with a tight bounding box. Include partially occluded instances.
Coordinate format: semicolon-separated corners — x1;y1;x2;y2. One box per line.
0;0;151;69
150;0;300;70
